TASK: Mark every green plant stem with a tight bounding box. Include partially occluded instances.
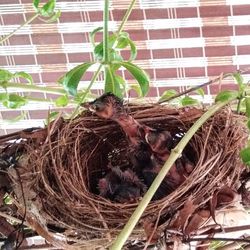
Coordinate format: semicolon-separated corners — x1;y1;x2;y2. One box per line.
3;82;66;95
236;97;242;113
0;13;39;44
117;0;137;34
70;64;103;118
24;96;75;105
110;100;231;250
103;0;109;64
24;96;54;103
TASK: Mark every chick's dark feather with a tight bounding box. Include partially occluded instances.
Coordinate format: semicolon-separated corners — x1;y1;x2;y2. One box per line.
98;168;146;203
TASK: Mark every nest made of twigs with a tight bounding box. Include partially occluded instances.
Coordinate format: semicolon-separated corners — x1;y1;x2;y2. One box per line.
5;104;248;248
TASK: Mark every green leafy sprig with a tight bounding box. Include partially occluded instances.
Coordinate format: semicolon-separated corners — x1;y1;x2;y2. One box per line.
0;0;60;45
61;0;149;110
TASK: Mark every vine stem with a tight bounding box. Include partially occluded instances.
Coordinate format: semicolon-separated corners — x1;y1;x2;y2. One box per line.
103;0;109;64
117;0;137;34
0;13;39;44
3;82;66;95
110;100;231;250
70;64;103;118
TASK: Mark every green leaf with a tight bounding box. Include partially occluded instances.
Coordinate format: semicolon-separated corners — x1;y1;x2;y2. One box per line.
240;147;250;166
62;62;95;96
127;38;137;61
40;0;56;17
104;66;123;98
44;10;61;23
245;97;250;118
195;88;205;98
33;0;40;10
159;89;178;102
215;90;239;103
90;26;103;47
181;96;199;106
116;36;129;49
233;72;246;95
4;195;12;205
0;69;13;83
14;71;33;84
118;61;149;96
109;49;123;62
115;33;137;61
93;34;117;61
94;42;104;61
55;95;69;107
0;93;8;102
3;94;27;109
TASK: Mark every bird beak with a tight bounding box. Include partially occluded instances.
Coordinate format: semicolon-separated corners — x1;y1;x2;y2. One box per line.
82;102;97;112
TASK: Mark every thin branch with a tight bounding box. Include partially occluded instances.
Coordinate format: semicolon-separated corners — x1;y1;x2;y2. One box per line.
200;224;250;235
4;82;66;95
103;0;110;64
158;67;250;104
184;237;250;244
117;0;137;34
0;211;28;226
0;13;39;44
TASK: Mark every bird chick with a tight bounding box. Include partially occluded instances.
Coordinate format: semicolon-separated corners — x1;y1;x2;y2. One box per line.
83;92;148;146
98;168;146;203
128;142;183;200
86;93;194;200
82;92;125;120
144;128;194;182
144;129;173;159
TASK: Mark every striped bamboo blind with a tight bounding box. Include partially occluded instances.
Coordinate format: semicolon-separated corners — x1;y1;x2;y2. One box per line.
1;0;250;134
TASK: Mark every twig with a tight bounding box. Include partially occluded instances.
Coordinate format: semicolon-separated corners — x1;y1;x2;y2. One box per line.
0;13;39;44
184;237;250;244
117;0;137;34
158;67;250;104
3;82;66;95
103;0;110;64
200;224;250;235
0;211;28;226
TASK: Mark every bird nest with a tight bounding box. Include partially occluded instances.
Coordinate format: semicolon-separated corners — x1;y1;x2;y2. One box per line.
2;104;248;249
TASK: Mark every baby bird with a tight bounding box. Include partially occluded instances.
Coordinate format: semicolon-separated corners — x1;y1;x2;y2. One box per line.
98;168;146;203
82;92;151;146
84;93;194;200
129;142;179;200
144;128;194;182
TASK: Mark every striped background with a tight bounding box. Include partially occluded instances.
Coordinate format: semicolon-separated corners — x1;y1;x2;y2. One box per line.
1;0;250;134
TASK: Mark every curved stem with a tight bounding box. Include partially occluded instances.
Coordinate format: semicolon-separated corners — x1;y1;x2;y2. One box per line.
2;82;67;95
117;0;137;34
110;100;231;250
70;64;103;118
103;0;109;64
0;13;39;44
